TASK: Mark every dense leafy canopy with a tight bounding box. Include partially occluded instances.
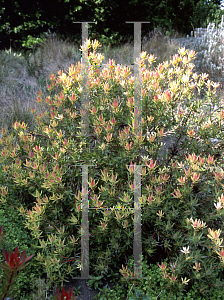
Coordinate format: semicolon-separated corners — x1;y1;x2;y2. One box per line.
0;0;223;53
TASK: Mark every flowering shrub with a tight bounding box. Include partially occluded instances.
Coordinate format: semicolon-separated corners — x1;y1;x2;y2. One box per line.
0;224;78;299
0;244;34;300
0;175;45;299
0;39;224;297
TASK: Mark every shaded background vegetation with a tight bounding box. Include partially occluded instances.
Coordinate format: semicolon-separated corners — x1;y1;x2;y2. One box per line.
1;0;224;52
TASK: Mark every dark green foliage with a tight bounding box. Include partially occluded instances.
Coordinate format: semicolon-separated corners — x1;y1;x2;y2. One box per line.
93;256;224;299
0;0;224;52
0;165;44;299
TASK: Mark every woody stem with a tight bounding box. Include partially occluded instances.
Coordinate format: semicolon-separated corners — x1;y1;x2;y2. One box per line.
2;270;16;300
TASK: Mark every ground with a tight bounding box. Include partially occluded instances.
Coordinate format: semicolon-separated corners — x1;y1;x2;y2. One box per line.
47;276;116;299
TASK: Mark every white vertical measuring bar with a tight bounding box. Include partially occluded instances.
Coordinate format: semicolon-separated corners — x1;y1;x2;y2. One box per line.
126;21;150;280
72;21;98;280
72;21;151;281
80;22;90;138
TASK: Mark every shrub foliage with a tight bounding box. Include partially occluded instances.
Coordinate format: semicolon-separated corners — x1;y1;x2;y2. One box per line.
0;39;224;297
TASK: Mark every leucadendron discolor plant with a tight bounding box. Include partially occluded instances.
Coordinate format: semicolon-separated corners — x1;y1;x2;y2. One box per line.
0;224;77;300
0;39;224;297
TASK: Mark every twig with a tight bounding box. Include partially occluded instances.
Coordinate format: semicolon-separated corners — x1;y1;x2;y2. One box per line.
126;283;135;300
156;290;162;299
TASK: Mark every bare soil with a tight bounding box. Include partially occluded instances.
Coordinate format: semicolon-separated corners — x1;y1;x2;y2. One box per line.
46;276;118;300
